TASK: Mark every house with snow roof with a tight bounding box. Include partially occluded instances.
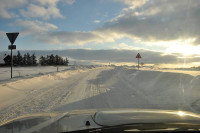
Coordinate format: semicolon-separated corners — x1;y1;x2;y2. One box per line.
0;54;7;66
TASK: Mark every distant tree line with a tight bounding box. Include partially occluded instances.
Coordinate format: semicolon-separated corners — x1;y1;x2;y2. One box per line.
4;51;37;66
4;51;69;66
39;54;69;66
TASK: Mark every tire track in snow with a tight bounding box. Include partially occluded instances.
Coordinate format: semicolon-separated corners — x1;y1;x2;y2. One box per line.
0;67;108;123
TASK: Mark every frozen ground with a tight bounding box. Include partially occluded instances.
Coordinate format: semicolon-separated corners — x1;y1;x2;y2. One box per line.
0;66;200;124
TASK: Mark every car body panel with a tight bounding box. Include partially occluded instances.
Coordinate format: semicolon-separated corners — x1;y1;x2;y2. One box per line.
1;109;200;133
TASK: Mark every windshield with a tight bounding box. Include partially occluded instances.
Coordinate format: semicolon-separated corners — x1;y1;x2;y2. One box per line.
0;0;200;131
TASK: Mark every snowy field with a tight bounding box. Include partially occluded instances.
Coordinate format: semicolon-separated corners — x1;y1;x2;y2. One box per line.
0;66;76;83
0;66;200;124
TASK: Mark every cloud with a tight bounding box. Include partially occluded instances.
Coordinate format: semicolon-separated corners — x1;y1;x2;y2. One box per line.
35;31;115;45
13;19;58;35
5;0;200;56
0;0;27;19
20;0;76;19
113;0;147;9
34;0;59;6
93;20;101;23
0;0;75;19
102;0;200;45
63;0;75;5
113;43;139;50
20;3;64;19
33;0;200;48
34;0;75;6
0;31;6;37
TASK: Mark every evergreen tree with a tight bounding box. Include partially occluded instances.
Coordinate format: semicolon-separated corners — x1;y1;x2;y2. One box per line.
26;53;31;65
23;54;27;65
55;55;59;65
58;56;63;65
49;54;55;65
31;53;37;65
39;56;45;65
46;55;50;65
65;57;69;66
61;58;64;65
13;55;17;66
17;51;23;65
38;54;69;66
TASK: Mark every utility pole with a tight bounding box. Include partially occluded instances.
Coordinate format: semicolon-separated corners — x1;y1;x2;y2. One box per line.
6;32;19;78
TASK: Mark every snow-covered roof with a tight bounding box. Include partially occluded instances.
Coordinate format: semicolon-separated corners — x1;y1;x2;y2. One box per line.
0;55;6;64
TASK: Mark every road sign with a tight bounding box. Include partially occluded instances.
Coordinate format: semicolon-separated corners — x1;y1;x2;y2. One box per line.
6;32;19;79
136;53;141;58
136;53;142;70
6;32;19;45
8;45;16;50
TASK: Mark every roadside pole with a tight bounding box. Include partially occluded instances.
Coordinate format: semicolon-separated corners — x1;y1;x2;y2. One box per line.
6;32;19;79
11;47;13;78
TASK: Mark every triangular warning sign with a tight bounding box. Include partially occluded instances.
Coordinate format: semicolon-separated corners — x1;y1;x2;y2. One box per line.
6;32;19;44
136;53;141;58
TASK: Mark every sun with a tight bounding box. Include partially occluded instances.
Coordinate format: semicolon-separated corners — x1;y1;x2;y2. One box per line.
176;45;198;56
164;39;200;56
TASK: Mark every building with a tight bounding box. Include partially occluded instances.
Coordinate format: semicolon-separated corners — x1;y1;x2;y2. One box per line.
3;55;11;66
0;54;7;66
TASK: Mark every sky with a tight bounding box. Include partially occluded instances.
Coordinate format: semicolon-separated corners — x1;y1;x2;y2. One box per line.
1;0;200;67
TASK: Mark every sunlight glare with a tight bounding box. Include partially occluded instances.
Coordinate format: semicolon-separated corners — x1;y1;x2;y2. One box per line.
160;38;200;56
165;44;200;56
177;111;185;116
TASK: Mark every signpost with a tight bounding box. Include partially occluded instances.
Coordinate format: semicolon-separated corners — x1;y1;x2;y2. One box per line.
6;32;19;78
136;53;141;70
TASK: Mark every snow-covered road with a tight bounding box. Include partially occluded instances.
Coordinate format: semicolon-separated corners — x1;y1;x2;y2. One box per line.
0;66;200;123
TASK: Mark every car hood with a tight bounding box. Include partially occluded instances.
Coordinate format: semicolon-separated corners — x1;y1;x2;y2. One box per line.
1;108;200;133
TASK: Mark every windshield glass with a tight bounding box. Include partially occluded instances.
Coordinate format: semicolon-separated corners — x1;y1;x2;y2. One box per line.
0;0;200;129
